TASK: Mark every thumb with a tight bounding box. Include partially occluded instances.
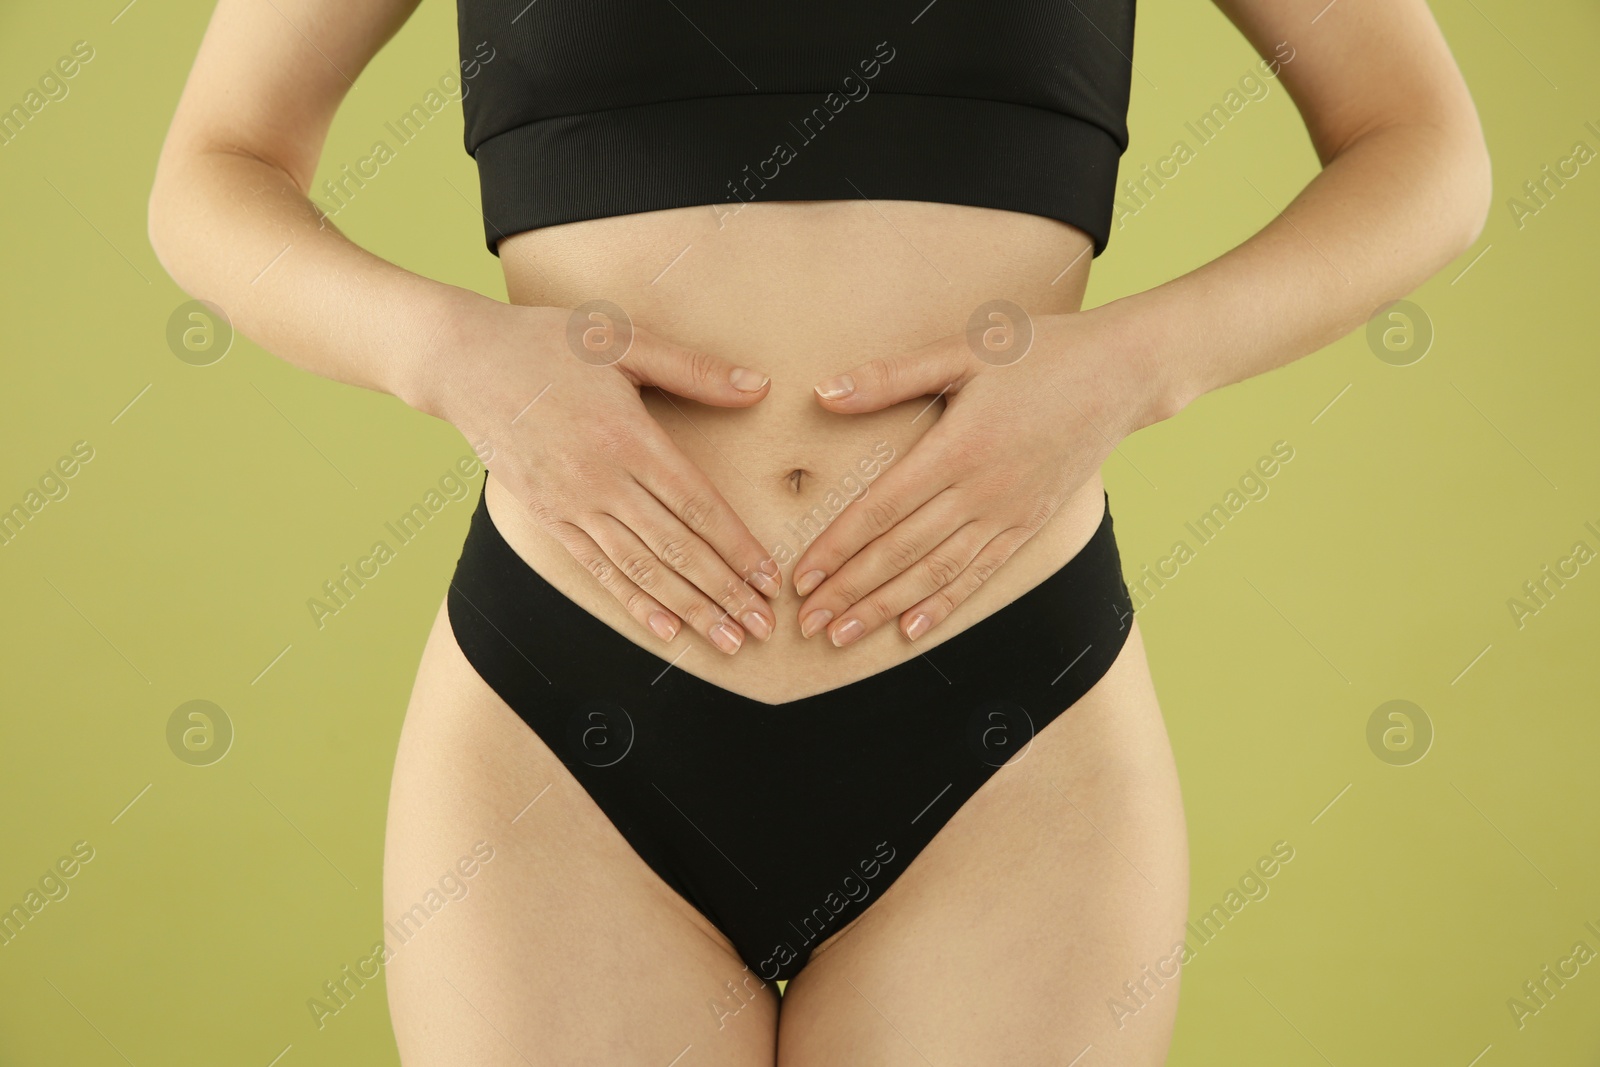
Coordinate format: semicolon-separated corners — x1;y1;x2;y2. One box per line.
812;336;975;414
614;328;770;407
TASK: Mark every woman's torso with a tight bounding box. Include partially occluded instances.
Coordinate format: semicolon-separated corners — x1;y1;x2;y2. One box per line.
484;200;1108;704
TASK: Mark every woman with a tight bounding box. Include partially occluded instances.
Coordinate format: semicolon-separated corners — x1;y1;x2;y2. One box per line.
148;0;1489;1062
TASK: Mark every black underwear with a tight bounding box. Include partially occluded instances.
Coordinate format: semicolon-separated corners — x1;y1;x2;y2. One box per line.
446;478;1135;981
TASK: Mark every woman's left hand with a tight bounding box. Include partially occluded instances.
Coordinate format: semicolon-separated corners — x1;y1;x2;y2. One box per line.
790;304;1173;647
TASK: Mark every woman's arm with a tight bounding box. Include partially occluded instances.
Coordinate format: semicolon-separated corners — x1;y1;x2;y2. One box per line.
149;0;783;653
787;0;1493;645
1105;0;1493;420
147;0;453;408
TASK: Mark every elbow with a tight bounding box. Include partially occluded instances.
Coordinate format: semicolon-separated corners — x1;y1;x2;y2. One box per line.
146;127;211;292
146;164;184;287
146;193;170;282
1443;113;1494;256
146;156;198;296
1453;141;1494;255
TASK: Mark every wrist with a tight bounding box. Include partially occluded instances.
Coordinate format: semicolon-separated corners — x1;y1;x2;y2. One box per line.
1081;297;1194;433
397;285;505;422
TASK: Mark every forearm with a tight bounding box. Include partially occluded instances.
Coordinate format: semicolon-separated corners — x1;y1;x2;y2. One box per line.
1100;117;1493;428
147;144;488;415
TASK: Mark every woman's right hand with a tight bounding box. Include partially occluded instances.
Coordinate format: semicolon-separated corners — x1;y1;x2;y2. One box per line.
411;294;781;654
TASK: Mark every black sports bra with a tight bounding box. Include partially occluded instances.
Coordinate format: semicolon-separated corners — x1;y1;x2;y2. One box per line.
456;1;1136;257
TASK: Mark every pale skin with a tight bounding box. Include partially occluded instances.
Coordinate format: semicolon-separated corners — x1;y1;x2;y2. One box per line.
150;0;1489;1063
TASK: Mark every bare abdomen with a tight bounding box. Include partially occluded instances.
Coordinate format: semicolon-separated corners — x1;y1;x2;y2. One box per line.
484;198;1110;703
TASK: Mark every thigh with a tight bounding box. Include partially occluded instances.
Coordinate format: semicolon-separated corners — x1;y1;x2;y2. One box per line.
382;599;780;1067
776;620;1188;1067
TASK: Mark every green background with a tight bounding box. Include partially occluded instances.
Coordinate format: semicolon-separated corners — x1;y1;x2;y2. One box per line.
2;0;1597;1064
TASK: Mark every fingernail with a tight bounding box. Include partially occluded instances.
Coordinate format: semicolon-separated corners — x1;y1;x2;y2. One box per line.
758;558;780;577
801;609;834;639
830;618;865;647
730;367;769;392
814;375;855;400
649;611;679;641
741;611;772;641
795;569;826;596
710;622;743;654
749;570;781;598
905;613;932;641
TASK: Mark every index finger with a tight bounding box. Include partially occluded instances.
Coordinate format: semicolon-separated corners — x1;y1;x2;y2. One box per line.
791;432;952;597
630;434;782;598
